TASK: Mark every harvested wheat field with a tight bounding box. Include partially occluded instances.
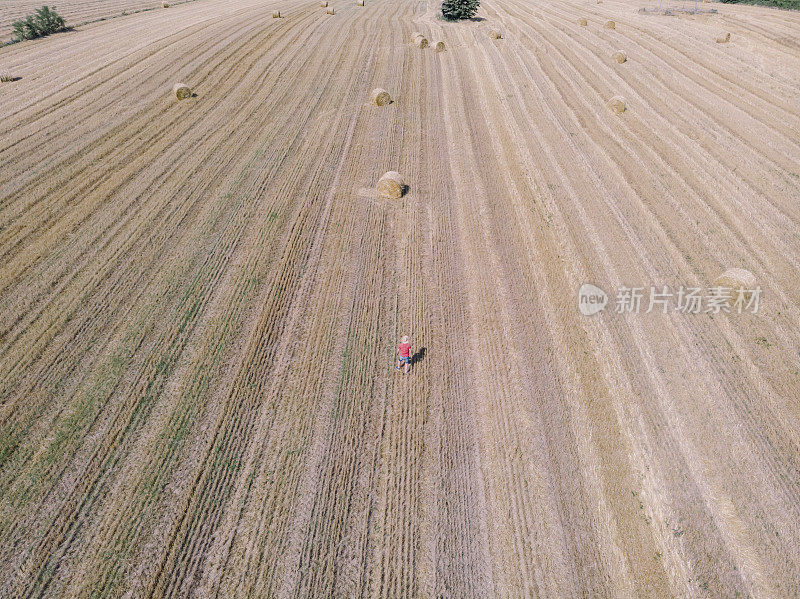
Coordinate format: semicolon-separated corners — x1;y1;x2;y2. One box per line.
1;0;800;596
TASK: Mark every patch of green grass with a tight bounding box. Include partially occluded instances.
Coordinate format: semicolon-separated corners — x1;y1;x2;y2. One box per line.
755;336;772;347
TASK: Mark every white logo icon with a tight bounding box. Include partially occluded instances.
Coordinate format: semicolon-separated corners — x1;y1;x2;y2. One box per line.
578;284;608;316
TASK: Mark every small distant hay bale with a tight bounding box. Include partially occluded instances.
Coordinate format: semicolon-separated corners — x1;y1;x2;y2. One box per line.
612;50;627;63
371;88;391;105
173;83;192;100
320;1;327;5
162;1;169;7
0;74;15;82
434;40;446;52
377;171;406;198
489;30;502;39
272;10;280;17
604;20;615;29
357;0;364;5
326;7;335;13
413;34;428;48
607;95;625;114
716;32;730;43
577;17;587;26
713;268;757;301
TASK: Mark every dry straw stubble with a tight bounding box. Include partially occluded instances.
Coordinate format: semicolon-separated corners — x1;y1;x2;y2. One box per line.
371;88;391;106
377;172;406;198
607;95;625;114
173;83;192;100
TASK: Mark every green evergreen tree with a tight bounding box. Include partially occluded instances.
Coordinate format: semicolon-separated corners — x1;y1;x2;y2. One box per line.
441;0;479;21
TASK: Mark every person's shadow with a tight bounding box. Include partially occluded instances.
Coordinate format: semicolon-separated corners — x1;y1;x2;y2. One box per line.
411;347;426;366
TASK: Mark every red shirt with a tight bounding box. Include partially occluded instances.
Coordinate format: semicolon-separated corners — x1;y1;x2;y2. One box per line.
398;343;411;357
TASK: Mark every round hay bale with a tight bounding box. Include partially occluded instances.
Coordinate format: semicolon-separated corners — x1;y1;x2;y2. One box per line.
413;35;428;48
326;7;335;14
612;50;627;63
0;74;15;82
357;0;364;5
489;30;502;39
716;32;731;43
371;88;391;105
434;40;446;52
377;171;406;199
272;10;280;17
607;95;625;114
161;1;169;7
320;1;327;5
173;83;192;100
577;17;587;26
604;20;615;29
713;268;757;301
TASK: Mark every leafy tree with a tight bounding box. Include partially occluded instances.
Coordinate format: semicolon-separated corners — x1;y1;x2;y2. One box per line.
35;6;66;33
441;0;479;21
11;5;65;41
718;0;798;6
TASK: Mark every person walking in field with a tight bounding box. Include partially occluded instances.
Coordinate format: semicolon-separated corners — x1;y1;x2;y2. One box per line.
396;335;412;374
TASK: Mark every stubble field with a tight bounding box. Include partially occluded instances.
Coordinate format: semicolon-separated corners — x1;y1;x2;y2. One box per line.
1;0;800;596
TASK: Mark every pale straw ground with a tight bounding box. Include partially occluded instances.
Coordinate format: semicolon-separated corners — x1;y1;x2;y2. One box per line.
1;0;800;596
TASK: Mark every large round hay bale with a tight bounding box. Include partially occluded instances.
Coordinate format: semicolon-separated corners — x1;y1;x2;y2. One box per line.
326;7;335;14
161;1;169;7
0;74;15;82
489;30;502;39
357;0;364;5
320;1;327;5
434;40;446;52
413;34;428;48
371;88;391;105
272;10;280;17
173;83;192;100
607;95;625;114
577;17;587;26
716;32;731;43
713;268;757;301
604;20;615;29
377;171;406;198
612;50;627;63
